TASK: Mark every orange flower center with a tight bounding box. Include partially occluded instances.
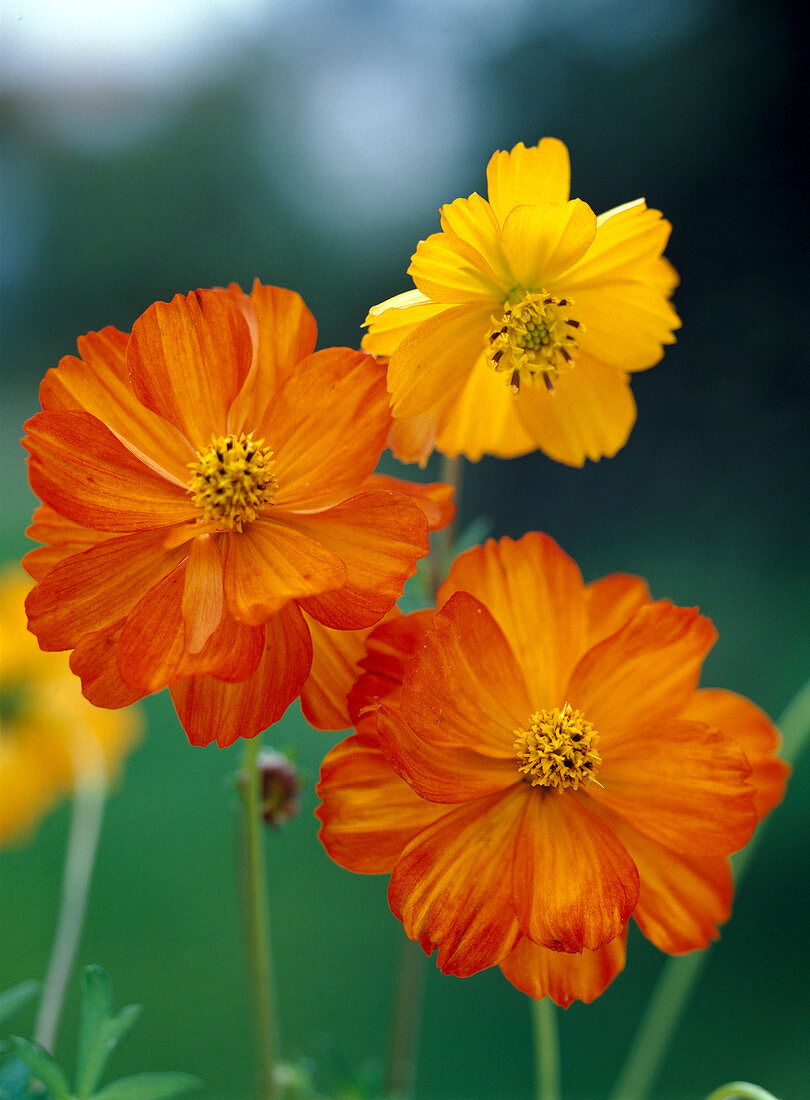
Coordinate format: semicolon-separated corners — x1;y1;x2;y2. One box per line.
485;290;583;393
514;703;602;792
187;433;277;531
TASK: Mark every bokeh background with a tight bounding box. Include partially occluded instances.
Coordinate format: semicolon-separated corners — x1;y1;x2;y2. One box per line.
1;0;807;1097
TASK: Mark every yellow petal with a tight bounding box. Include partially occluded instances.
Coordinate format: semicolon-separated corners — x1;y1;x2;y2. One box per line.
409;230;504;304
500;200;597;288
486;138;571;225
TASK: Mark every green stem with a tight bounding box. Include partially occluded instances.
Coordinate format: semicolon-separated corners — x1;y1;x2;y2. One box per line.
703;1083;780;1100
34;765;106;1053
608;677;810;1100
531;998;561;1100
385;937;425;1098
240;737;278;1100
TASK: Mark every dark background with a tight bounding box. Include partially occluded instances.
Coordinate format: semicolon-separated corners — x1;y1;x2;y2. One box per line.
1;0;808;1096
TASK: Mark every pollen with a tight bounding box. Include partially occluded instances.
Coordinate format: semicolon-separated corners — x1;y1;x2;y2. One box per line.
514;703;602;792
187;433;278;530
485;290;583;393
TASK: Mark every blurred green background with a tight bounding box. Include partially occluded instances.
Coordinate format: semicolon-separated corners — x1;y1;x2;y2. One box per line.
1;0;808;1096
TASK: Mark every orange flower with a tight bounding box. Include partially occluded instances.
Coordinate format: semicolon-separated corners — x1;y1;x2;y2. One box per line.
23;283;446;747
317;534;789;1005
0;568;140;844
363;138;680;465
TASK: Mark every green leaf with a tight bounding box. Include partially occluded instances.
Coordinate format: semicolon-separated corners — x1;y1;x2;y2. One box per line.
92;1072;202;1099
75;968;142;1100
0;982;40;1028
9;1037;71;1100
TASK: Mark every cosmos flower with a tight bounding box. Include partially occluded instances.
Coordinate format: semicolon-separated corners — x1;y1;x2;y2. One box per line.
0;569;139;844
316;534;788;1005
23;283;446;747
363;138;680;466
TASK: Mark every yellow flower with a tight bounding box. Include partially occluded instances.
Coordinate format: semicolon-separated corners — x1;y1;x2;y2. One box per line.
0;568;140;844
363;138;680;466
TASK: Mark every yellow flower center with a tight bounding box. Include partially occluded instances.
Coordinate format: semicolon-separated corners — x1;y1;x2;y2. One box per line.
485;290;583;393
187;433;278;530
514;703;602;792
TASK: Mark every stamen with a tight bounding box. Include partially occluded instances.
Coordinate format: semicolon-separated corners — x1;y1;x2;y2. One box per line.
514;703;602;792
484;290;584;392
187;432;277;531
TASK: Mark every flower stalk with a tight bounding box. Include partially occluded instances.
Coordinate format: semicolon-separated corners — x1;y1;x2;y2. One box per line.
532;997;561;1100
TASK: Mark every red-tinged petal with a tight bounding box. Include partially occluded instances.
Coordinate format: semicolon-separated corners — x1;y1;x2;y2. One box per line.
182;534;224;653
586;718;757;855
486;139;571;225
24;505;109;580
170;602;313;747
69;619;146;709
568;601;718;735
117;562;265;693
500;200;597;288
25;528;188;651
361;474;455;532
512;790;639;951
409;227;505;304
223;518;346;626
294;492;429;630
128;290;252;446
348;609;435;721
500;930;627;1007
264;348;391;509
228;283;318;431
316;728;447;873
389;785;527;976
39;327;193;484
401;591;531;756
583;573;651;649
387;302;496;419
680;689;790;820
300;612;391;731
439;534;588;711
25;411;196;531
514;353;637;467
377;701;518;804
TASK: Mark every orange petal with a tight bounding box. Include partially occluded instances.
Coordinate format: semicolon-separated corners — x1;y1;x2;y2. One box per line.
514;352;636;466
293;491;429;630
512;790;638;952
387;302;496;419
409;227;505;304
39;327;193;484
170;602;312;747
501;200;597;288
386;401;444;466
680;689;790;820
316;728;447;873
69;619;146;709
486;139;572;225
300;612;389;731
586;718;757;855
439;534;588;710
128;290;252;446
348;609;435;719
24;505;109;580
583;573;651;649
182;534;224;653
568;600;718;735
265;348;391;510
388;786;527;976
500;930;627;1007
25;411;197;530
25;528;188;651
117;563;265;693
361;473;455;532
223;518;347;626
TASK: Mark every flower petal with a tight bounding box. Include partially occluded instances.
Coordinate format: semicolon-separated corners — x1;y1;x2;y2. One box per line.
361;474;455;532
170;601;313;747
586;718;757;855
573;280;680;372
300;612;387;731
568;601;718;734
566;202;674;289
438;533;588;710
295;491;429;630
680;689;790;820
316;728;446;873
486;139;571;225
348;609;435;720
24;411;196;531
432;357;538;461
500;930;627;1007
223;518;347;626
24;505;109;581
438;193;514;288
182;534;224;653
362;292;443;358
128;289;252;446
500;200;597;288
388;786;527;976
514;353;637;466
512;790;639;951
69;619;146;709
409;227;504;303
584;573;652;649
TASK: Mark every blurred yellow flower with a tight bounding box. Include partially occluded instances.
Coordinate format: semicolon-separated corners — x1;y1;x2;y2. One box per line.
0;568;140;844
363;138;680;466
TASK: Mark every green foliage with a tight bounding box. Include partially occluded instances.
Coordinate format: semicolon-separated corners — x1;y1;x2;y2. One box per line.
0;969;200;1100
0;984;39;1030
